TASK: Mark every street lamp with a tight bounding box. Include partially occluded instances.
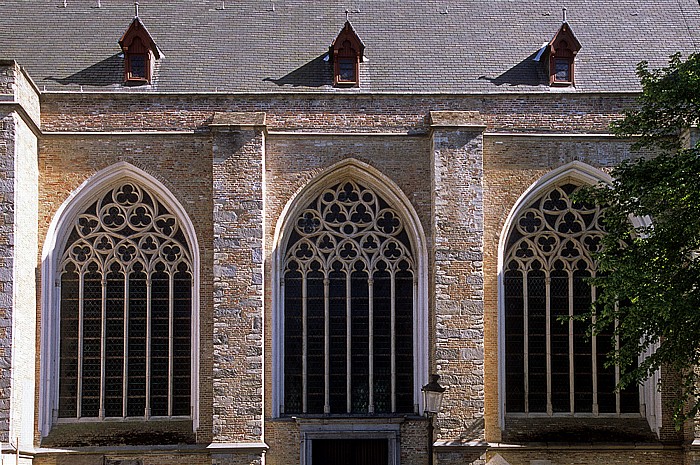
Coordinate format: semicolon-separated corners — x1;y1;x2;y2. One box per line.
422;374;445;465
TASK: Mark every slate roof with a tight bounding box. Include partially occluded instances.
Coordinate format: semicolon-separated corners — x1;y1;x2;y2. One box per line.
1;0;699;93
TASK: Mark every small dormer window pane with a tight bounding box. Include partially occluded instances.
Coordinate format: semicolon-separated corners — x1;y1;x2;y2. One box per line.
130;54;147;79
554;58;570;82
338;58;356;82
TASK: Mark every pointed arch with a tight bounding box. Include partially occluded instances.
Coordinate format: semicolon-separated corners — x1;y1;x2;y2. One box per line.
496;161;647;429
271;158;428;418
40;162;200;436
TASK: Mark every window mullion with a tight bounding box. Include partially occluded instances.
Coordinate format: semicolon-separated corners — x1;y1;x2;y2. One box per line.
390;270;396;414
346;269;352;414
302;272;308;414
324;277;330;414
591;281;598;415
545;273;552;416
123;272;129;419
568;270;575;414
615;303;621;415
77;269;85;419
368;276;374;414
168;270;174;418
523;269;529;414
100;273;107;420
145;275;152;419
280;279;286;416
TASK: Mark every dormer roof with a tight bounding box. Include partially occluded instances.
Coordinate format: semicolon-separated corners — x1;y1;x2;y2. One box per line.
119;16;162;59
330;21;365;63
549;21;581;55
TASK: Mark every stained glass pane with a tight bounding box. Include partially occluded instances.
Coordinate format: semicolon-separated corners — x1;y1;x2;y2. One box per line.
328;268;347;413
395;269;414;413
573;270;592;413
58;269;80;418
127;271;147;417
105;268;125;417
284;268;303;414
172;268;192;416
150;270;169;416
373;270;391;413
307;270;325;413
550;269;570;413
81;268;102;418
351;269;369;413
504;269;524;413
527;269;547;413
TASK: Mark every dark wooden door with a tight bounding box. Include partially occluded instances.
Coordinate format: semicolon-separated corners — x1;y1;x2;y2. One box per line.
312;439;388;465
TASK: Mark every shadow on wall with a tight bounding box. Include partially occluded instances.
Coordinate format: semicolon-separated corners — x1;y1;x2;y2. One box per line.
45;53;123;87
263;53;332;87
478;51;546;87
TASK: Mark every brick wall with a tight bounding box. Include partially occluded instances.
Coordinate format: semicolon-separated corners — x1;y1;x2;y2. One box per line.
39;92;636;134
37;134;215;447
26;86;696;465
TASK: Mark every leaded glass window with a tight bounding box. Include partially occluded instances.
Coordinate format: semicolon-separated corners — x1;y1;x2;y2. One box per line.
58;183;192;420
283;181;414;415
504;182;639;415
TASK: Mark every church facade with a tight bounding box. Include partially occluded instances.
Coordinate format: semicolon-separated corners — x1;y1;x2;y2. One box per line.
1;1;700;464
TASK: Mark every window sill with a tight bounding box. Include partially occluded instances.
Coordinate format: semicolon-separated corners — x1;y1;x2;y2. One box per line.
124;77;150;86
502;415;657;443
41;419;195;448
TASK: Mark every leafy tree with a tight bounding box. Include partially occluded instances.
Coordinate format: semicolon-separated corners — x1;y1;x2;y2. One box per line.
578;52;700;425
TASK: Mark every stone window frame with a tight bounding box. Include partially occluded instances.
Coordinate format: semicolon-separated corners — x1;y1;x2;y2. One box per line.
271;159;429;419
496;161;661;434
298;419;402;465
39;162;201;437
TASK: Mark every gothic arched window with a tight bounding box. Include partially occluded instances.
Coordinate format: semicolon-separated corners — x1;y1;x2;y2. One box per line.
57;182;192;420
503;182;639;415
283;181;414;415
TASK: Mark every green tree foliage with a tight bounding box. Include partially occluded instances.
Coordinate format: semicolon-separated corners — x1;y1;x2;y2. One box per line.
579;53;700;425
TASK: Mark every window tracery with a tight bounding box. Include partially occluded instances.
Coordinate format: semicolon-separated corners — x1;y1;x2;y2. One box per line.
504;182;639;415
283;181;414;415
58;182;192;420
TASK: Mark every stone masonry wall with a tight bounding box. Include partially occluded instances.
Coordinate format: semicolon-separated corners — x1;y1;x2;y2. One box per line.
481;135;660;445
0;111;15;444
0;61;40;455
211;126;265;444
262;133;432;465
430;117;485;445
37;134;215;446
11;113;38;452
27;85;697;465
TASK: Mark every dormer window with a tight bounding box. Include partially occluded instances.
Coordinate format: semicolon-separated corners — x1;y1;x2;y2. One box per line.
125;37;148;81
548;22;581;86
119;13;162;85
330;21;365;87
